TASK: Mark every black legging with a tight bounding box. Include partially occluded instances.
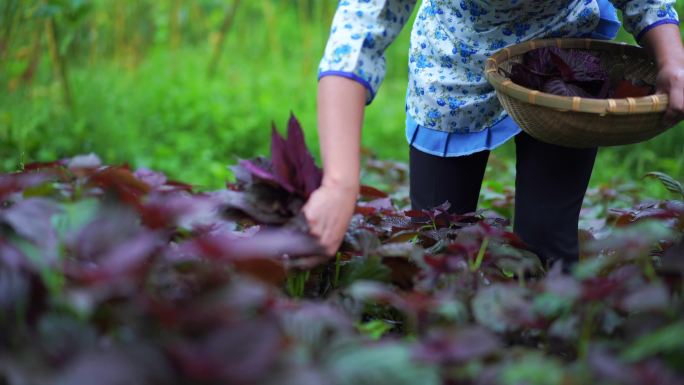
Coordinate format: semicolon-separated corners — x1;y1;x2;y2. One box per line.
409;131;597;267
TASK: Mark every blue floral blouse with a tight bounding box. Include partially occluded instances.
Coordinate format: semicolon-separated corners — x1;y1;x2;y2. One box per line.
406;0;622;157
318;0;679;140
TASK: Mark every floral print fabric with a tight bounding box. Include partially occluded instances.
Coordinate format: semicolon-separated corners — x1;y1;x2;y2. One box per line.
319;0;679;133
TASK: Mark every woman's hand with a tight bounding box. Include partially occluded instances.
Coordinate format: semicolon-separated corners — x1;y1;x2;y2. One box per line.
641;23;684;128
655;58;684;127
303;180;358;256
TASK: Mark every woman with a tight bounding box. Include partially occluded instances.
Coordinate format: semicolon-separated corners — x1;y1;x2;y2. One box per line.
303;0;683;267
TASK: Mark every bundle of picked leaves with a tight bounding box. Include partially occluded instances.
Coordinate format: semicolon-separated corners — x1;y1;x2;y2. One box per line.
509;47;654;98
222;113;322;232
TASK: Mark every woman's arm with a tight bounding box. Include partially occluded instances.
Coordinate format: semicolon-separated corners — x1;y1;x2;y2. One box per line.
316;76;366;193
609;1;682;125
306;0;418;255
640;23;684;127
302;76;366;255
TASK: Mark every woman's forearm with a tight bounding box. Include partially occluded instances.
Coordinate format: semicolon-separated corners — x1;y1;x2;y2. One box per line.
316;76;367;189
640;23;684;126
640;23;684;69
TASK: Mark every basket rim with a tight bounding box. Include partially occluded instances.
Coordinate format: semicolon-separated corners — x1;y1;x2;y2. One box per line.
484;38;668;115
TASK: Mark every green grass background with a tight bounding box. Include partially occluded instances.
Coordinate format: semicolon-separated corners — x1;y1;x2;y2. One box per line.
1;0;683;195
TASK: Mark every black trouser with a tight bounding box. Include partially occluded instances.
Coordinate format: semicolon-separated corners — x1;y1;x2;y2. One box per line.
409;132;597;267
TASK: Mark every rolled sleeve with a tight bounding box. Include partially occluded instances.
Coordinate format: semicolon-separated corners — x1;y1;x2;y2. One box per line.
318;0;417;104
611;0;679;42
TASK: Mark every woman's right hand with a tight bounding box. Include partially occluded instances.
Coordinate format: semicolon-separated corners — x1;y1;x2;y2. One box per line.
303;180;358;256
307;75;367;255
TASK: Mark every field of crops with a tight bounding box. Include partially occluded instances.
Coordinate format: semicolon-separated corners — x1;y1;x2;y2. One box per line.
2;116;684;384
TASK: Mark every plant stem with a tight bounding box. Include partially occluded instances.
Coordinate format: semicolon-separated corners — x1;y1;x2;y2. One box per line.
642;255;657;281
207;0;241;78
333;252;341;288
287;270;311;298
470;237;489;272
170;0;181;50
578;303;598;359
45;15;73;110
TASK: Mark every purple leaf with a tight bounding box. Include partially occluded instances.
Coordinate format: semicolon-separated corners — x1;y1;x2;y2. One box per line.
414;326;501;364
633;359;684;385
286;114;323;196
510;63;549;91
549;47;607;83
542;273;581;301
96;232;162;274
271;367;328;385
0;238;26;269
0;264;47;336
472;284;539;332
68;231;163;284
346;281;405;308
195;228;323;261
510;47;557;90
251;115;323;197
621;283;670;313
525;47;556;74
271;122;293;188
170;317;283;384
360;185;389;199
212;188;299;224
54;346;172;385
588;347;640;385
67;154;102;176
238;158;294;192
661;238;684;275
87;166;151;205
0;198;61;264
357;197;394;213
0;266;31;314
134;168;167;190
227;229;323;258
66;203;163;284
0;171;57;201
140;193;216;230
511;47;609;98
0;198;60;245
542;78;593;97
280;302;354;348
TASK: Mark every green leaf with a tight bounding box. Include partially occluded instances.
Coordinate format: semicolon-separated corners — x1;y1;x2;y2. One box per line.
548;315;580;340
622;321;684;362
532;292;574;318
500;352;565;385
472;285;532;333
22;182;57;198
339;256;390;287
356;320;393;340
644;172;684;198
573;257;610;280
52;199;99;242
434;298;469;324
325;342;440;385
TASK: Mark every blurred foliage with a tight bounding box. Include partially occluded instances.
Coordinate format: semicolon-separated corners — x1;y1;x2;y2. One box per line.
0;0;683;191
1;138;684;384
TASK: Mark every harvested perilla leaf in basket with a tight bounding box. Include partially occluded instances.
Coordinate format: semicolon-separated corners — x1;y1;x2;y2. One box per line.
607;63;655;98
505;47;654;98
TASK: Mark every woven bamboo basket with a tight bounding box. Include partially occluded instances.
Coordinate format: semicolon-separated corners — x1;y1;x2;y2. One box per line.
484;38;670;148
